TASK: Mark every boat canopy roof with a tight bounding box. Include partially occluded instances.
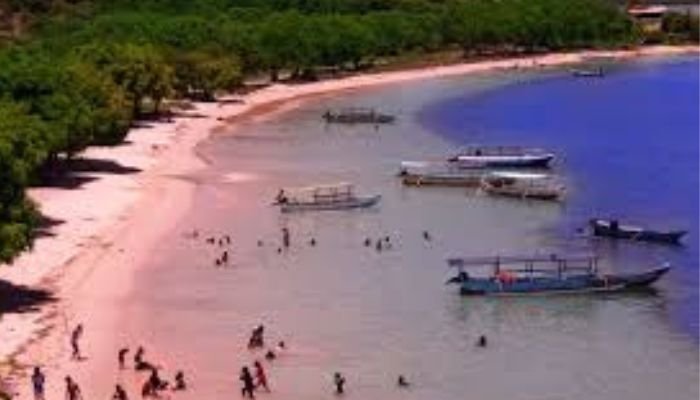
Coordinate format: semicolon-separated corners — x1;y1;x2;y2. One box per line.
448;253;598;268
284;182;354;193
456;145;551;156
488;171;552;180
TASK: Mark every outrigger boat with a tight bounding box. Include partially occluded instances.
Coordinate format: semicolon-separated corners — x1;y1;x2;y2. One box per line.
446;254;670;296
480;171;565;201
273;182;380;213
589;219;687;244
398;161;486;187
322;108;396;124
448;146;555;169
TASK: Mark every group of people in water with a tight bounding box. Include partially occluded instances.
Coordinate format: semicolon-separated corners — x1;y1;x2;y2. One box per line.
28;324;188;400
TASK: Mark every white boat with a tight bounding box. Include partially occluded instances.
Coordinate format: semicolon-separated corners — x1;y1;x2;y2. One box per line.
480;171;565;201
448;146;555;168
398;161;486;187
274;182;381;212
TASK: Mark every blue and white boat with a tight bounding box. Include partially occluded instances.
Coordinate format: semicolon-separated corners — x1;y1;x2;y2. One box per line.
446;254;670;296
448;146;555;169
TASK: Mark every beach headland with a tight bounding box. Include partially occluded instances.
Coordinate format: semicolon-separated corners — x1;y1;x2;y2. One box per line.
0;45;697;397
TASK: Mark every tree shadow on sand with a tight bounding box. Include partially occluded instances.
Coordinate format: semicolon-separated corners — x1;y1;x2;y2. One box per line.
34;157;142;190
33;214;65;239
0;280;55;314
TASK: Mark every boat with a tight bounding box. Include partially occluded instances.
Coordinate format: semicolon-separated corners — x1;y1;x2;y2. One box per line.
445;254;670;296
572;67;605;77
448;146;555;168
273;182;380;212
398;161;485;187
589;219;687;244
322;108;396;124
480;171;565;201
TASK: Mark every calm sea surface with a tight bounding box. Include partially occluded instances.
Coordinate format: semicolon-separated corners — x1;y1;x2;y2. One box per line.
130;57;699;400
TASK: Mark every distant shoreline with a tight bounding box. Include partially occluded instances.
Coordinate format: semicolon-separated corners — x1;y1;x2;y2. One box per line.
1;44;697;396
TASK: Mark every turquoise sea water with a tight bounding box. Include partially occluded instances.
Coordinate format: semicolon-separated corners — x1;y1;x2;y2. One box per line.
127;56;699;400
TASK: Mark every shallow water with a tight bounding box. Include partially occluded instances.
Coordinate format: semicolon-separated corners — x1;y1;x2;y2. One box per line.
131;58;699;399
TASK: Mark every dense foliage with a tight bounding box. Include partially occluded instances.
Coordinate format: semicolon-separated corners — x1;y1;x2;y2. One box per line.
0;0;640;263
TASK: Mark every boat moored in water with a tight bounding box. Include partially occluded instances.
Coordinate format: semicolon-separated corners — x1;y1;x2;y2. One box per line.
446;254;670;296
480;171;565;201
572;67;605;78
274;182;380;212
322;108;396;124
589;219;687;244
398;161;486;187
448;146;555;169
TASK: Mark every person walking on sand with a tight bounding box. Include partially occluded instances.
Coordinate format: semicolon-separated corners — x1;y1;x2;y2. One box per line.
31;367;45;400
70;324;83;360
64;376;82;400
333;372;346;395
112;384;128;400
240;367;255;399
253;361;269;392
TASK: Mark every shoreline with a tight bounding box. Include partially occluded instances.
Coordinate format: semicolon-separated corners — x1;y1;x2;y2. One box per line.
0;44;697;395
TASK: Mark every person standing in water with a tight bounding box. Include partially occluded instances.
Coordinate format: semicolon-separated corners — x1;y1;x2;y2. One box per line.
118;348;129;370
173;371;186;391
282;228;290;248
31;367;45;400
70;324;83;360
253;361;269;392
112;384;128;400
240;367;255;399
333;372;346;395
64;376;82;400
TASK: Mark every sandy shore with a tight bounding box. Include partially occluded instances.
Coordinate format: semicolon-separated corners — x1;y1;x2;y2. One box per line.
0;45;696;396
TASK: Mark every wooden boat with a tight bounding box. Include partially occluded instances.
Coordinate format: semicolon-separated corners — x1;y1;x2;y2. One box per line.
448;146;555;169
446;254;670;296
480;171;565;201
322;108;395;124
274;182;380;213
589;219;687;244
572;67;605;78
398;161;485;187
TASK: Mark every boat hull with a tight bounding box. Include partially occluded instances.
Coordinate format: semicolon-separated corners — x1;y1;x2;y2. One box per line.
452;154;554;169
402;173;482;187
590;220;686;244
323;114;395;124
456;267;669;296
280;195;381;213
482;184;563;201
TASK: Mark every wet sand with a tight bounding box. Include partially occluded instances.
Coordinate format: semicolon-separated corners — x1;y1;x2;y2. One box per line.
0;45;697;397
